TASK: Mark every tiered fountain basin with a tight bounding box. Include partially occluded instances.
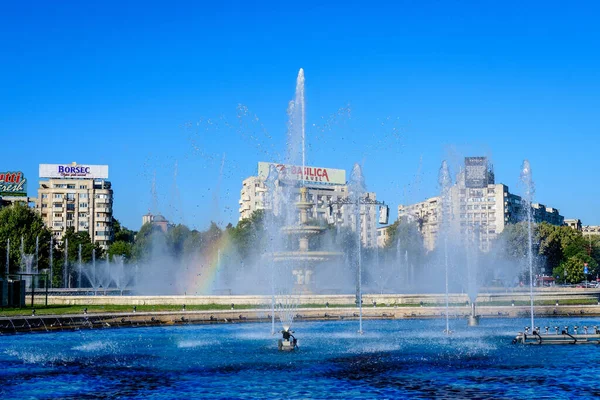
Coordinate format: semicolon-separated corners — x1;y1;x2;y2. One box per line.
272;251;343;262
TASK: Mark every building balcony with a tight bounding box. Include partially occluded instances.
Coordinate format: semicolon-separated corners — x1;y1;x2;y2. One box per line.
95;207;112;213
95;198;111;204
95;216;111;223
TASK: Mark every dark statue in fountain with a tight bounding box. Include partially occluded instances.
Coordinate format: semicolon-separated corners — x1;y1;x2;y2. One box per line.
278;329;297;351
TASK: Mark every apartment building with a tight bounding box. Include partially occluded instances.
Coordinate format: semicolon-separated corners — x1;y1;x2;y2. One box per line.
398;157;564;252
36;163;113;249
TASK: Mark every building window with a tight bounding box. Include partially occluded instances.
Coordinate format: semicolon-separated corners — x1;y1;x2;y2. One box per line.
67;184;75;189
79;212;87;218
79;185;87;189
53;203;62;208
41;194;48;199
54;213;62;218
54;194;62;199
66;193;75;201
80;203;88;208
42;203;48;208
79;193;88;199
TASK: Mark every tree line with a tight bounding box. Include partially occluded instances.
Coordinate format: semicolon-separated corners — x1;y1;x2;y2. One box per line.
1;202;598;287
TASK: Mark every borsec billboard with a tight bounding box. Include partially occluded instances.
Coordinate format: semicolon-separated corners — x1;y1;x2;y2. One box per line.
258;162;346;185
39;164;109;179
465;157;488;188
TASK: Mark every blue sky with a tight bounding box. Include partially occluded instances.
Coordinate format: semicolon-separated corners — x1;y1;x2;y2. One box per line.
2;1;599;230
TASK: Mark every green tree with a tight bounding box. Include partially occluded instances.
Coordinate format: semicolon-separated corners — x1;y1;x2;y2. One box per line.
111;218;136;244
167;224;191;258
554;253;598;284
131;222;165;261
494;222;534;261
229;210;266;260
108;240;133;259
0;203;52;278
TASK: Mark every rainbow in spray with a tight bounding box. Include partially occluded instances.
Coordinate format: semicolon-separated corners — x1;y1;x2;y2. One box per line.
185;234;235;294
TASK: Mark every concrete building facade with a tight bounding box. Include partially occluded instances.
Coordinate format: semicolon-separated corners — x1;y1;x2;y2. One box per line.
564;219;583;231
398;158;564;252
36;164;113;249
583;226;600;237
377;226;390;248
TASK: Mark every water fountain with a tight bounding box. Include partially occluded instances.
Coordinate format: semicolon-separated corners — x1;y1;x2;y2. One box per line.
349;163;365;334
112;255;134;295
49;236;53;288
521;160;535;332
438;161;452;334
21;255;34;289
77;244;82;288
63;238;69;288
5;238;9;278
35;236;39;274
268;68;344;345
467;226;481;327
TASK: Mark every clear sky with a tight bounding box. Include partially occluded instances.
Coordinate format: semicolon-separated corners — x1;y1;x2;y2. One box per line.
2;1;599;230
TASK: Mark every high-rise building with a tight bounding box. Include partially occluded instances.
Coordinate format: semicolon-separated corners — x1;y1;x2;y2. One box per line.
239;162;385;248
398;157;564;252
36;163;113;249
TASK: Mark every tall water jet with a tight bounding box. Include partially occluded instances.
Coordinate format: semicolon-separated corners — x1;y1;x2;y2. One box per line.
49;236;53;288
264;164;279;335
92;248;96;295
35;236;39;274
520;160;535;331
349;163;366;335
63;238;69;288
77;244;82;288
19;236;24;271
5;238;9;278
105;253;110;294
467;226;481;326
438;161;453;334
21;254;34;288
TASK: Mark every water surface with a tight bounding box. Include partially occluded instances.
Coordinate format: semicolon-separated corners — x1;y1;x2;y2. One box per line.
1;318;598;399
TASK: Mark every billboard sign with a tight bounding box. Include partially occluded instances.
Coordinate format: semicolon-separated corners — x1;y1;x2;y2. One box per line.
0;171;27;197
465;157;488;188
39;164;109;179
258;162;346;185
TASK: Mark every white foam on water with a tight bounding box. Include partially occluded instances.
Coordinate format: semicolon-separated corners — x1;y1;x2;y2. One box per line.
348;343;402;354
72;341;112;352
4;348;75;364
176;339;220;349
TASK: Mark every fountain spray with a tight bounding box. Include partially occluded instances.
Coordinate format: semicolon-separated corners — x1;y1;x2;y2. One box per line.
350;164;365;335
63;238;68;288
92;248;96;295
439;161;452;335
521;160;535;332
35;236;39;274
49;236;53;288
78;244;82;288
5;238;9;278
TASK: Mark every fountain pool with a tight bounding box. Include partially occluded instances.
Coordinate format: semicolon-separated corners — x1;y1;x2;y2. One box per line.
1;318;598;399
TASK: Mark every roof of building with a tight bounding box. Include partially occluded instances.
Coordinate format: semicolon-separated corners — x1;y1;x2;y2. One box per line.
153;214;168;222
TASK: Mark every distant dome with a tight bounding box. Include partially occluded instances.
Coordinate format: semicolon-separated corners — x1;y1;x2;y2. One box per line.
153;214;167;222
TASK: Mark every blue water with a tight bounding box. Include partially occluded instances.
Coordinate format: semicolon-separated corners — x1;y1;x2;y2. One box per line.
1;317;599;399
